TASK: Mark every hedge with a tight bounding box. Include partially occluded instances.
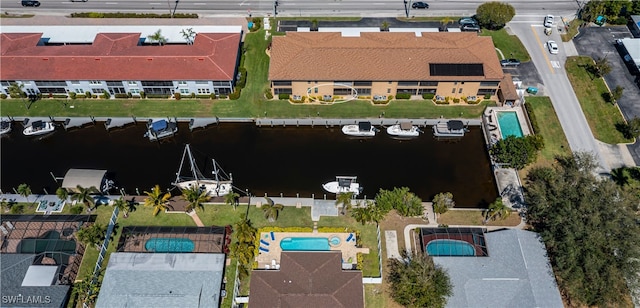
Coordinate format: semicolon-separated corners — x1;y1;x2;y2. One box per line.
422;93;435;99
523;102;540;134
278;93;290;100
395;93;411;99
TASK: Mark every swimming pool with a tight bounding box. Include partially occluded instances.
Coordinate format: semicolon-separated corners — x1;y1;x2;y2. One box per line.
497;111;524;139
145;238;195;253
426;239;476;256
280;237;331;251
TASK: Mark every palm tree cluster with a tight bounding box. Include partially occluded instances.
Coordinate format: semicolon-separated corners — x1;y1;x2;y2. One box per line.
351;200;385;225
261;197;284;223
76;223;108;250
484;197;510;224
230;214;257;279
144;185;171;216
181;186;209;213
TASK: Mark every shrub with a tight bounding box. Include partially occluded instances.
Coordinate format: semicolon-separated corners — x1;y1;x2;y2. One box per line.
91;95;98;99
612;16;627;25
278;93;290;100
237;67;247;88
484;94;491;99
453;98;460;104
0;94;6;99
196;95;211;99
210;93;217;99
264;89;274;99
140;91;146;99
468;99;481;105
250;17;263;32
191;92;196;98
388;95;394;100
422;93;435;99
229;90;241;100
114;93;128;99
174;92;181;100
76;94;86;99
102;90;110;99
69;205;84;214
10;203;25;214
85;91;92;98
435;100;449;105
219;94;228;99
396;93;411;99
69;92;77;99
53;94;69;99
146;93;169;99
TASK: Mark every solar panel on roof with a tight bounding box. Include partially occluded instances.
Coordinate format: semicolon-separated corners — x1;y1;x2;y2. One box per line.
429;63;484;76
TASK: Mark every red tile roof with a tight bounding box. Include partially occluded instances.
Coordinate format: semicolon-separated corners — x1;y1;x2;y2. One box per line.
249;252;364;308
269;32;504;81
0;32;241;81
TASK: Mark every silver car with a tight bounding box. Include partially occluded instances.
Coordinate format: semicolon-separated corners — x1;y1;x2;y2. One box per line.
547;40;559;54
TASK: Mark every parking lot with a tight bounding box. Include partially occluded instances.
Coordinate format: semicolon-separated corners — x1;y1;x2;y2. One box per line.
572;26;640;164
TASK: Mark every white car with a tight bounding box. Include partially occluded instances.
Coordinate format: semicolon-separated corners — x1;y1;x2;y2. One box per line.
547;40;559;54
544;15;554;28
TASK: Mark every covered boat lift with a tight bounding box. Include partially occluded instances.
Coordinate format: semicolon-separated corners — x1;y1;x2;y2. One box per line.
61;169;111;193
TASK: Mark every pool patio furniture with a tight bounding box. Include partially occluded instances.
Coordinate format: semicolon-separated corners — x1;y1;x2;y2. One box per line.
346;233;354;242
270;232;275;241
260;239;270;246
259;246;269;253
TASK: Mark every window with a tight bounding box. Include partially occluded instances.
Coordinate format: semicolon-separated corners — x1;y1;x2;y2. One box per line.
195;81;209;85
479;81;500;87
197;88;211;94
37;87;67;94
387;89;391;93
333;88;352;95
398;81;419;86
180;88;190;94
452;88;456;93
212;81;230;87
141;81;173;87
70;80;81;85
106;81;123;87
0;81;14;86
35;81;66;87
477;89;497;95
92;88;106;94
314;88;318;94
354;88;371;95
353;81;372;87
397;89;414;94
128;81;138;86
90;80;102;85
178;81;188;86
272;81;292;86
335;81;353;86
75;88;84;93
420;81;438;86
130;88;140;94
459;88;463;93
418;88;436;94
274;88;292;94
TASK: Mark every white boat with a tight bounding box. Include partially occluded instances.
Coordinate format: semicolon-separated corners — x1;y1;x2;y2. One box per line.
342;121;378;137
144;119;178;141
322;176;362;196
23;120;55;136
0;121;11;135
173;144;233;197
432;120;468;138
386;122;422;138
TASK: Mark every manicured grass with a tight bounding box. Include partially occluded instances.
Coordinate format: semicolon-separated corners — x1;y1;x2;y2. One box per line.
438;209;521;226
561;19;584;42
220;258;237;308
276;17;362;21
480;28;531;62
197;203;313;228
525;96;571;165
565;56;632;144
364;284;387;308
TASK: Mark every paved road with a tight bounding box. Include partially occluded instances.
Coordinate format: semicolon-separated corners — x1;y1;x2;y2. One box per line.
508;15;611;172
1;0;580;17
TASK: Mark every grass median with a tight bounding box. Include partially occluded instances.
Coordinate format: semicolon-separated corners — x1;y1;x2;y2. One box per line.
481;28;531;62
565;56;632;144
524;96;571;165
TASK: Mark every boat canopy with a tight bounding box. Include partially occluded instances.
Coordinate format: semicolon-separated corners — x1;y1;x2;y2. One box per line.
338;178;352;188
447;120;465;130
151;120;168;132
61;169;107;193
358;121;372;131
32;120;44;129
400;122;412;130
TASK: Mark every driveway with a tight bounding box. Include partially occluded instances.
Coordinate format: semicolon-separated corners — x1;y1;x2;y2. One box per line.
572;26;640;165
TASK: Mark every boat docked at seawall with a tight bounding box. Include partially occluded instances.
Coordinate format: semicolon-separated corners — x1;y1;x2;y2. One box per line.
432;120;468;139
144;119;178;141
342;121;378;137
0;121;11;136
23;120;55;136
386;122;422;138
322;176;362;196
173;144;233;197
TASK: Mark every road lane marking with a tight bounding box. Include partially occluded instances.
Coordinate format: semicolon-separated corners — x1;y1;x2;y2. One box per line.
551;61;561;68
530;25;555;73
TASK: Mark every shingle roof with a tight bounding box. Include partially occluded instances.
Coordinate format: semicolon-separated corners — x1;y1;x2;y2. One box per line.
433;229;564;308
269;32;503;81
500;73;519;100
95;252;225;308
0;31;241;81
249;251;364;308
1;254;70;308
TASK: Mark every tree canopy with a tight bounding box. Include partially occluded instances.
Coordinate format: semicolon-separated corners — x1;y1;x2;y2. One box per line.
375;187;423;217
432;192;455;215
524;152;640;306
475;2;516;29
387;250;453;308
489;135;544;169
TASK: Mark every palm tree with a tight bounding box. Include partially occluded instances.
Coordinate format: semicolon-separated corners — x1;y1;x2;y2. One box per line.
261;197;284;223
432;192;455;217
335;192;354;215
76;223;107;250
17;183;31;203
148;29;167;46
113;197;131;218
351;200;386;225
180;27;196;45
234;214;257;244
381;21;390;31
610;167;630;187
56;187;68;203
484;197;511;223
143;185;171;216
181;186;209;213
225;191;240;211
71;185;97;211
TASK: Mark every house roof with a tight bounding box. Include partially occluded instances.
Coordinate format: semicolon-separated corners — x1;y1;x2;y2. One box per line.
0;30;241;81
500;73;519;101
269;32;504;81
432;229;563;308
1;254;70;307
249;251;364;308
95;252;226;308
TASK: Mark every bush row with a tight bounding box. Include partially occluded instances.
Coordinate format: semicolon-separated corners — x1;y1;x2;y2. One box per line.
70;12;198;18
523;102;540;134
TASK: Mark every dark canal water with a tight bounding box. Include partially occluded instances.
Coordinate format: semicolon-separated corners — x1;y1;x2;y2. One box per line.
0;122;497;208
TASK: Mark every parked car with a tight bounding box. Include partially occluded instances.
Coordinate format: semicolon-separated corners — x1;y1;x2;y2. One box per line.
412;1;429;9
21;0;40;6
544;15;554;28
461;23;481;32
70;0;88;2
547;40;559;54
500;58;521;67
458;17;478;25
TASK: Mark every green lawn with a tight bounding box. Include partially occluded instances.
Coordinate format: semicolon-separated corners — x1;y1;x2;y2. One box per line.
565;56;632;144
364;284;387;308
480;28;531;62
438;209;521;226
524;96;571;164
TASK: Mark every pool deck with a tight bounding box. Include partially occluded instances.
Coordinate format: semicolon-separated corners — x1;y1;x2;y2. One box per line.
484;106;532;143
255;232;369;270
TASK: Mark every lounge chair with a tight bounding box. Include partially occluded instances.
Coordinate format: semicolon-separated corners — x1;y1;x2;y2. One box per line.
259;246;269;253
260;239;270;246
346;233;354;242
270;231;275;241
272;259;277;267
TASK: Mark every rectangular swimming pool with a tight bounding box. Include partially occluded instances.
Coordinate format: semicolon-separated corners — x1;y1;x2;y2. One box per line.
145;237;195;253
497;111;524;139
280;237;331;251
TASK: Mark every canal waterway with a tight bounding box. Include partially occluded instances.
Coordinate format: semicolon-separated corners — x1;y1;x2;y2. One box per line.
0;122;498;208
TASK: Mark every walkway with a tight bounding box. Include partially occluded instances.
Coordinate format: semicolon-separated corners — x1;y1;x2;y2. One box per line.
187;211;205;227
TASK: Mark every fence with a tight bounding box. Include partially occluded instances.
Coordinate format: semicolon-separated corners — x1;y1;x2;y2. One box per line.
362;223;383;284
83;206;119;308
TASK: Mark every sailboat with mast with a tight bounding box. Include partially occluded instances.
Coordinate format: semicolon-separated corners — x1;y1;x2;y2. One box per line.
173;144;233;197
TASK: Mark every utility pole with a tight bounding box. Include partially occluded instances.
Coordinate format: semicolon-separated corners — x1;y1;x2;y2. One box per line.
274;0;278;16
